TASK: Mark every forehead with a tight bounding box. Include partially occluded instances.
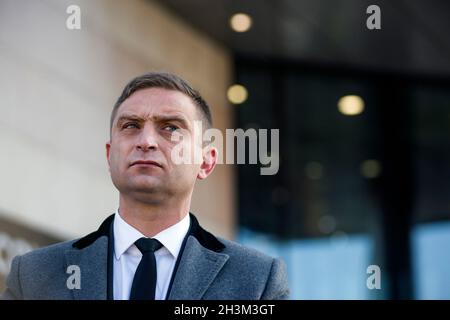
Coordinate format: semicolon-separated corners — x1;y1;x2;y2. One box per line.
117;87;198;119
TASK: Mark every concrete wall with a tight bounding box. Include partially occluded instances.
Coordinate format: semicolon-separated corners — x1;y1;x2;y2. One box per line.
0;0;235;246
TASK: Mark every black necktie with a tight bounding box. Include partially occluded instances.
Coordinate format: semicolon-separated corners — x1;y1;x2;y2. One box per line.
129;237;163;300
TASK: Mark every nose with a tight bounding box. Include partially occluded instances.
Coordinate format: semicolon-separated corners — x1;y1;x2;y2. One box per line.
136;125;158;151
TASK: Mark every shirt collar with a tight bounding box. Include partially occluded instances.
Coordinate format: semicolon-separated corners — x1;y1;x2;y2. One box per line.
113;209;190;260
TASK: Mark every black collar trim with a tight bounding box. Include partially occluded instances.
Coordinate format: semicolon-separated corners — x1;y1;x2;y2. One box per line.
72;212;225;252
72;214;114;250
188;213;225;252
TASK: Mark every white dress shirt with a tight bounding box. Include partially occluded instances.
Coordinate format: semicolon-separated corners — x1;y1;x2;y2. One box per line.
112;209;191;300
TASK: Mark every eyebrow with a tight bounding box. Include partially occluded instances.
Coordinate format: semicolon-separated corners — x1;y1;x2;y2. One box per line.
116;114;191;128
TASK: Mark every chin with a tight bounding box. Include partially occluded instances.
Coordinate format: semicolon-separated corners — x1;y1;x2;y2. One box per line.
129;181;161;193
129;174;161;185
130;188;168;205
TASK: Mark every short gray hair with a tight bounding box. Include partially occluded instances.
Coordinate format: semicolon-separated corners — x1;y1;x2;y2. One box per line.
110;72;212;134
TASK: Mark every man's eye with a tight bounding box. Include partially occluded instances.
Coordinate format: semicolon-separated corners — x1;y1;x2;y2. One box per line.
123;123;139;129
163;125;179;132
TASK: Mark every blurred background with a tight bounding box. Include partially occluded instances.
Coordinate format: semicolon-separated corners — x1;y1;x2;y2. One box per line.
0;0;449;299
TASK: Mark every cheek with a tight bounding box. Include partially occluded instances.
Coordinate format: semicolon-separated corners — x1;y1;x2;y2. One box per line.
108;150;118;174
183;161;202;175
109;145;127;170
163;139;201;172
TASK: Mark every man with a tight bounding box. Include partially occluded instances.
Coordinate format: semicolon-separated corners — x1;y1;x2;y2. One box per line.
1;72;290;300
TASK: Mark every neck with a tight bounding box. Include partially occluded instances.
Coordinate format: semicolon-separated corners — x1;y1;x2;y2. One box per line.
118;194;191;237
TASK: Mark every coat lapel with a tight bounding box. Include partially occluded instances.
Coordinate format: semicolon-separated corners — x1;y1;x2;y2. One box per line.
167;213;229;300
64;214;115;300
167;235;229;300
64;236;109;300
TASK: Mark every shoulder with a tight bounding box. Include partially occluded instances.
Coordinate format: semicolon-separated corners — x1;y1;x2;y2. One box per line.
3;239;80;299
217;237;275;265
19;239;77;262
12;239;78;276
215;237;279;280
189;213;276;265
15;213;114;265
209;237;290;299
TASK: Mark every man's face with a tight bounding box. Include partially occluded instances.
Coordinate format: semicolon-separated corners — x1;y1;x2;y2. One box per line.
106;87;215;204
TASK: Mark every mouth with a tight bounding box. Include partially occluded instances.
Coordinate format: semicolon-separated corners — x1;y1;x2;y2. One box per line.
130;160;163;168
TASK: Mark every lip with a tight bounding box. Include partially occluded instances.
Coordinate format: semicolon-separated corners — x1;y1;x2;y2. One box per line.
130;160;162;168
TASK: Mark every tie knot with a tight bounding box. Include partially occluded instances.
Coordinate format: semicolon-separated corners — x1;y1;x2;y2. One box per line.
134;237;162;254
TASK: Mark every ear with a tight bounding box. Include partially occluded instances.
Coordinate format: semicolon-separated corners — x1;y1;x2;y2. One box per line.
197;146;218;180
106;141;111;171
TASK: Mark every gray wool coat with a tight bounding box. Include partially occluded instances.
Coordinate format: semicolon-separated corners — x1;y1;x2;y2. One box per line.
1;213;290;300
